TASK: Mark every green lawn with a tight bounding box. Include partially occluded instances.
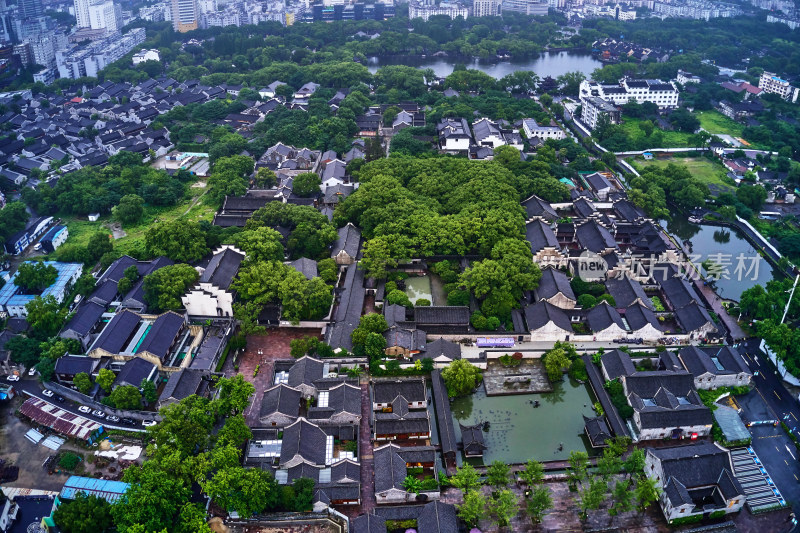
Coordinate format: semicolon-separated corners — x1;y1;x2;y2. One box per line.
619;118;696;149
631;155;736;194
55;186;215;259
695;110;744;138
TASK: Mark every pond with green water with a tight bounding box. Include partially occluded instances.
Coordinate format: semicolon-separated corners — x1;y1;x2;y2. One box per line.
451;378;597;464
404;276;433;305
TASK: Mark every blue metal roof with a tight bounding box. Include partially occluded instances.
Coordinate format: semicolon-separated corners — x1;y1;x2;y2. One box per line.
41;224;67;243
59;476;130;503
0;261;82;310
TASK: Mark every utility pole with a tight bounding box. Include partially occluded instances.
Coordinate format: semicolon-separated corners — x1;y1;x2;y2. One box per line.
781;274;800;325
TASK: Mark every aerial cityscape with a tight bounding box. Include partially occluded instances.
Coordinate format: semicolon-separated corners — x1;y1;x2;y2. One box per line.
1;0;800;532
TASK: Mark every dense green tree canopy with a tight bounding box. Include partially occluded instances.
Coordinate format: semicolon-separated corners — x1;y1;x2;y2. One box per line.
143;263;200;313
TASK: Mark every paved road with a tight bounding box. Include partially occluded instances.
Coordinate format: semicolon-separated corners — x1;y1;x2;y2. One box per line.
737;338;800;512
11;378;147;432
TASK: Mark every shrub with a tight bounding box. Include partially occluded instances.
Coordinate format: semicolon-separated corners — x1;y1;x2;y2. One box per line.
605;379;634;419
59;452;81;471
568;358;588;381
447;289;470;306
416;298;431;306
577;294;597;309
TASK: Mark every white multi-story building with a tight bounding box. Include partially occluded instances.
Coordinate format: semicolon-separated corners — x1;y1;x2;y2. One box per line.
677;70;701;85
759;71;799;103
579;78;680;109
132;48;160;65
766;13;800;29
580;96;621;130
74;0;91;28
409;1;469;20
56;27;145;79
201;10;241;28
522;118;565;140
25;33;56;69
472;0;499;16
501;0;548;15
198;0;216;13
88;0;121;32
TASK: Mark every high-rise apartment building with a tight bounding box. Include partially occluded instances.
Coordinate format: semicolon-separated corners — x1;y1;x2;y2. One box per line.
18;0;43;18
74;0;92;28
472;0;499;16
88;0;120;32
171;0;199;32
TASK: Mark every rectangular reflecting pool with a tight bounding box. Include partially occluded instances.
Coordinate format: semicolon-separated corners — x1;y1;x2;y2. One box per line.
450;378;597;464
403;275;432;305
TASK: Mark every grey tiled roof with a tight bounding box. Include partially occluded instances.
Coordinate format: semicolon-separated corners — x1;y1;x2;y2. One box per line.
279;418;328;466
424;338;461;360
525;219;559;252
414;306;470;326
535;267;575;302
288;258;318;280
606;275;651;309
416;501;458;533
63;301;106;337
601;349;635;380
674;302;715;334
332;223;361;259
159;368;207;403
114;357;156;388
524;301;573;333
624;303;661;332
200;247;245;290
260;384;302;418
586;302;625;332
649;442;743;508
373;379;426;404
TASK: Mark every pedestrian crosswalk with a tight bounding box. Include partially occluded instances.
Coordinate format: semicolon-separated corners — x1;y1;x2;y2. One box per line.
730;447;787;513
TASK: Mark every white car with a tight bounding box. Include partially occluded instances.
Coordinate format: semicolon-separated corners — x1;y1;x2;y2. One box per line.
78;406;91;414
106;415;120;422
6;375;19;382
142;420;157;427
33;243;42;251
42;389;54;397
91;410;105;418
28;367;37;376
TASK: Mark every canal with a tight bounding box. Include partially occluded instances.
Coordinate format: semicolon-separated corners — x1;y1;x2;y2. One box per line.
450;377;596;465
661;217;781;302
366;50;602;79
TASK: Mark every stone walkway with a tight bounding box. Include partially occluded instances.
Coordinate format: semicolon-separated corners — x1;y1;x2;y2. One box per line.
358;381;376;514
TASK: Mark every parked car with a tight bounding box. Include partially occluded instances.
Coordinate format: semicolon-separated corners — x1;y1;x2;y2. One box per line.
28;367;37;376
6;375;19;382
78;406;91;414
56;396;65;403
33;243;41;251
142;420;157;427
106;415;120;422
121;417;135;425
42;389;54;397
91;410;105;418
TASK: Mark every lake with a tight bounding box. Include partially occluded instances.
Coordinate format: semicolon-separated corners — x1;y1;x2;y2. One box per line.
661;218;781;302
450;377;596;464
366;50;602;79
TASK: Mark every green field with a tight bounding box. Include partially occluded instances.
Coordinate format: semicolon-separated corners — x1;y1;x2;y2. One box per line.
620;118;696;149
695;110;745;138
631;155;736;194
55;186;215;259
